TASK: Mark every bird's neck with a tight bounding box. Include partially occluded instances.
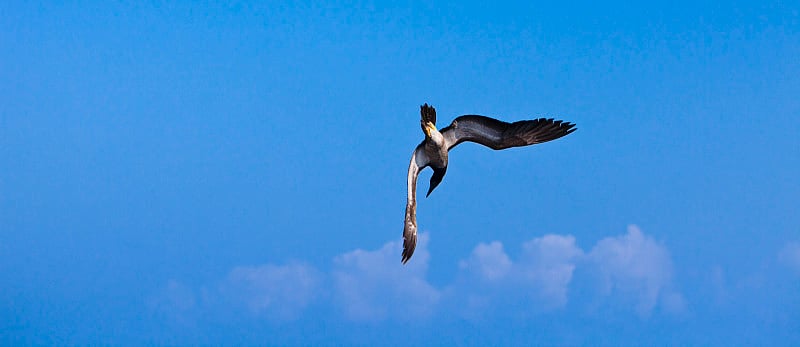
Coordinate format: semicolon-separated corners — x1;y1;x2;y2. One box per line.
428;130;445;147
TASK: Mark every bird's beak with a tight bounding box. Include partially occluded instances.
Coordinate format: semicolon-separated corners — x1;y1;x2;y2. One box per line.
423;122;436;136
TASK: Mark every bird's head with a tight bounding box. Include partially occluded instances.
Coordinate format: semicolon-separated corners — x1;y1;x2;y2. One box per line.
422;121;437;137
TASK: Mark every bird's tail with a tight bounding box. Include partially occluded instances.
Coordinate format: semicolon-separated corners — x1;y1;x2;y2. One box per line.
420;103;436;126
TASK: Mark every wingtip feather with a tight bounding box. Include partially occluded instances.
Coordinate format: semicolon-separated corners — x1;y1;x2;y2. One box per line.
402;229;418;264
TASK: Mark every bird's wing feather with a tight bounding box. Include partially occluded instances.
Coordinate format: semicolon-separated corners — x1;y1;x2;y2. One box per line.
403;143;428;264
441;115;576;150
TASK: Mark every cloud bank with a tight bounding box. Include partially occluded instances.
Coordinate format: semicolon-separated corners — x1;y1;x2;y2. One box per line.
455;234;583;313
221;263;321;319
332;234;440;320
154;225;684;322
587;226;684;315
453;226;682;316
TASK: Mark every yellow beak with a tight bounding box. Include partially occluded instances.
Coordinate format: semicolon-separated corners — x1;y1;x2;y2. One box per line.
424;122;436;136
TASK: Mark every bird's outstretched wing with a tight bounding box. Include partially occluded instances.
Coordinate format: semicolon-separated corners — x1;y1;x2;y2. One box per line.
441;115;576;150
403;143;429;264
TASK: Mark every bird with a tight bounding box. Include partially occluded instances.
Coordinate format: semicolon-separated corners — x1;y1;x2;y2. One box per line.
402;103;576;264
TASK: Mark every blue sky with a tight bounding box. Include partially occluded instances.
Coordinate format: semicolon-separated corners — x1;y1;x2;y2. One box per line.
1;1;799;345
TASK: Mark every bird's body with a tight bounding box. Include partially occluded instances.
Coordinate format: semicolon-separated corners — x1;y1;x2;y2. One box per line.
402;104;576;264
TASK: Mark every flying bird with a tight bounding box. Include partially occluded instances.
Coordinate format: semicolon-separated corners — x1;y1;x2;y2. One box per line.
402;104;576;264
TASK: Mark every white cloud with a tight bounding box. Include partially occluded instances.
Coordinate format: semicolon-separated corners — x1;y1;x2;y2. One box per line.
456;230;683;314
457;234;583;311
332;233;440;321
519;234;584;307
587;225;681;316
459;241;512;281
779;242;800;274
156;226;685;323
221;262;321;319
